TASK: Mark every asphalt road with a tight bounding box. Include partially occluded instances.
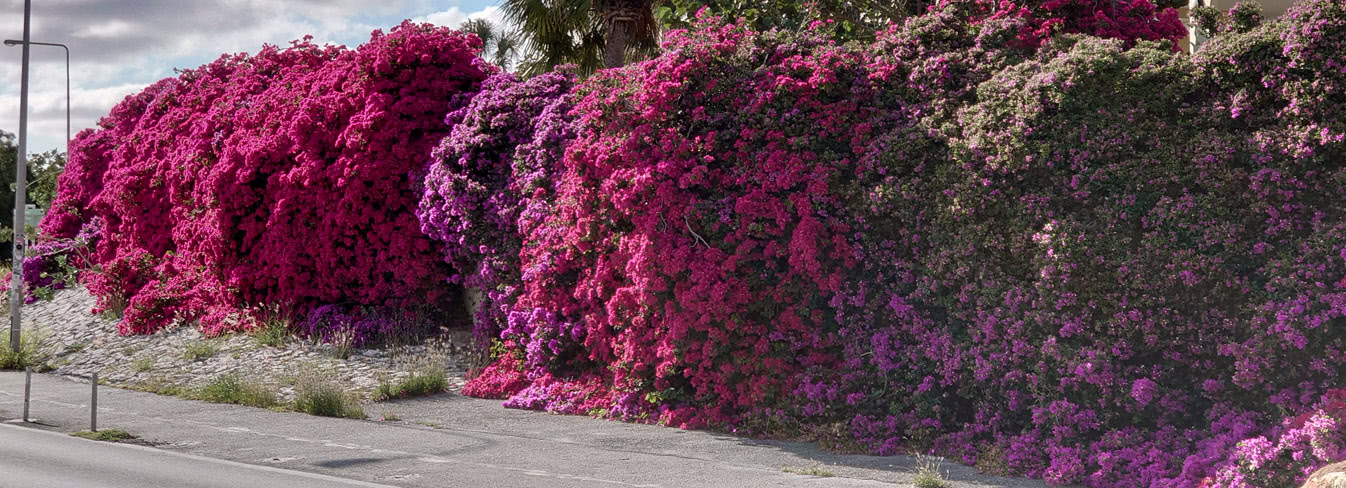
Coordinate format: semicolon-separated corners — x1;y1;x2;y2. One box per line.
0;422;393;488
0;372;1050;488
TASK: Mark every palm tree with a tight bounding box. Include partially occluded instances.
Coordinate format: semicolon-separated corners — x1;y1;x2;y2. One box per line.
500;0;659;76
597;0;659;68
460;18;525;71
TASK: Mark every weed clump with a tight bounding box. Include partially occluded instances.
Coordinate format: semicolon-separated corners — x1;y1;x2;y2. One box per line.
295;378;364;419
195;374;279;408
0;328;49;370
371;366;448;402
71;429;137;442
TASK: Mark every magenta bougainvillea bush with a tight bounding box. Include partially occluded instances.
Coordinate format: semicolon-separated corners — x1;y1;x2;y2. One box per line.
38;21;491;334
452;2;1345;487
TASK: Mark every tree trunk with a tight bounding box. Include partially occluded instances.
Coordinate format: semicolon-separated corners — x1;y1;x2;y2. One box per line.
603;17;632;69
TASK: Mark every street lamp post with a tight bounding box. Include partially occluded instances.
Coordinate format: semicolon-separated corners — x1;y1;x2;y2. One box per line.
4;39;70;150
8;0;32;353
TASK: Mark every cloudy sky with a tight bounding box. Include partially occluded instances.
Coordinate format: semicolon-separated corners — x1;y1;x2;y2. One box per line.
0;0;503;155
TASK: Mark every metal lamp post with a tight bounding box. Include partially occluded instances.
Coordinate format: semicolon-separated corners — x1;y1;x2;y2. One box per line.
8;0;32;353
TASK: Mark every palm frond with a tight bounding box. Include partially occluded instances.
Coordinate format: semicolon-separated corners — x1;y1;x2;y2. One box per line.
503;0;658;75
460;18;497;46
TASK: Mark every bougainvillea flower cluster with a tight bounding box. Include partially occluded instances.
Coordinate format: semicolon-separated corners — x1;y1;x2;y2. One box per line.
950;0;1188;49
1204;388;1346;487
39;22;490;334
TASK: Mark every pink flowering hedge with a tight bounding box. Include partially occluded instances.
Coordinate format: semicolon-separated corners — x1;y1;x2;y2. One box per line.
39;21;491;334
31;0;1346;486
440;1;1345;487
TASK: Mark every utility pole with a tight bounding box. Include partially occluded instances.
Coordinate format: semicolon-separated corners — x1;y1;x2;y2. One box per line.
9;0;32;353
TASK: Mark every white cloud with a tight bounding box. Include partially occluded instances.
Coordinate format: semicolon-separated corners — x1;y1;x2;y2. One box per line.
415;6;474;27
72;19;134;39
414;5;507;30
0;0;516;154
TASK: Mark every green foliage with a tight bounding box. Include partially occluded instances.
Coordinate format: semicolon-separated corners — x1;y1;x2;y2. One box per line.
0;224;36;247
1191;2;1264;40
501;0;659;75
26;149;65;210
195;374;279;408
460;18;523;70
655;0;925;42
0;131;16;261
0;131;67;261
253;316;291;348
1226;2;1265;33
371;367;449;401
913;457;949;488
30;285;54;301
31;252;78;301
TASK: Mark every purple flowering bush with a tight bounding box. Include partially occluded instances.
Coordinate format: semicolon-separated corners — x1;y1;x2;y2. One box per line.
808;2;1346;485
417;70;578;345
826;27;1344;485
299;304;439;348
458;1;1345;486
3;217;104;303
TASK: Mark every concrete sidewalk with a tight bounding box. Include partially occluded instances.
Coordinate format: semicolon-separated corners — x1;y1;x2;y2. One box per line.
0;372;1047;487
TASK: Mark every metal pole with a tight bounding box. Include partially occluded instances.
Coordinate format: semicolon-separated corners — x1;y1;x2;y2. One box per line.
8;0;32;354
63;44;69;150
90;372;97;432
22;367;31;422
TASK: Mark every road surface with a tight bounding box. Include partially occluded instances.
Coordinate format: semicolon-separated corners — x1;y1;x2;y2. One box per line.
0;422;393;488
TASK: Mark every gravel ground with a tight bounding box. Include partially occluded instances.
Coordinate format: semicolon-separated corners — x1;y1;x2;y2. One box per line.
4;286;476;403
